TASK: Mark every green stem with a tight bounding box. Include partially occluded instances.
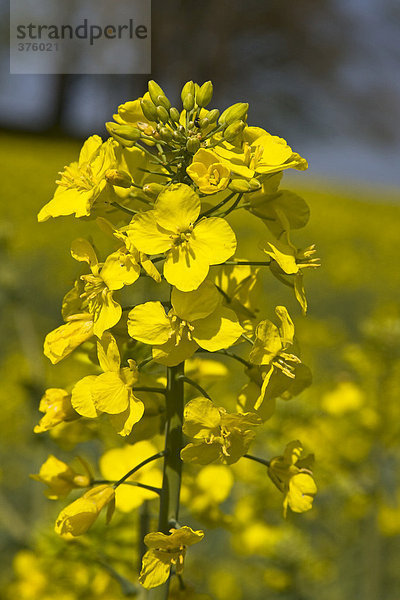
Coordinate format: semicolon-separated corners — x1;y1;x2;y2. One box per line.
176;374;212;400
198;191;237;219
244;453;270;468
223;260;271;266
113;452;166;488
150;362;185;599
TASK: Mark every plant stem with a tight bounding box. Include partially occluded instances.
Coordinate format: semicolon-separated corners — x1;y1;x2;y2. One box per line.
113;452;166;488
150;362;185;599
176;374;212;400
244;453;270;467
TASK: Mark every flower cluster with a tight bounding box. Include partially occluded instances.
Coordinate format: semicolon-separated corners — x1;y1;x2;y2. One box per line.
34;80;318;594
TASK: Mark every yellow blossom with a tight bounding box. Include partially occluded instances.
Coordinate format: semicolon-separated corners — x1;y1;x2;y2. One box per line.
213;126;307;180
128;280;243;366
31;455;90;499
181;397;261;465
43;312;94;364
71;237;140;338
268;441;317;517
186;149;230;194
38;136;116;221
127;183;237;291
139;526;204;589
248;306;303;408
55;485;115;537
71;332;144;436
34;388;79;433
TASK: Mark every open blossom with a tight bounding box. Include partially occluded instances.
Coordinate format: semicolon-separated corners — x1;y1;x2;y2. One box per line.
31;455;91;500
213;126;307;180
71;237;140;338
186;149;230;194
71;332;144;436
127;183;237;291
34;388;79;433
268;441;317;517
139;527;204;589
181;397;261;465
55;485;115;537
128;280;243;366
38;136;116;221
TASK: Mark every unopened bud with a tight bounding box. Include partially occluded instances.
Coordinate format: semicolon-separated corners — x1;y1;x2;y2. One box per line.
159;126;173;142
198;117;210;129
140;99;158;121
169;107;180;122
207;109;220;124
183;93;195;112
142;182;164;198
229;179;252;193
156;94;171;110
188;120;195;130
106;123;141;146
181;81;195;105
156;106;170;123
173;130;185;143
148;80;167;105
196;81;213;107
105;169;133;188
219;103;249;126
249;178;262;191
186;137;201;154
224;120;245;141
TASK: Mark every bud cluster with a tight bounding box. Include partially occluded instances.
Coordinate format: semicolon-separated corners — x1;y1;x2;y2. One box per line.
106;79;250;187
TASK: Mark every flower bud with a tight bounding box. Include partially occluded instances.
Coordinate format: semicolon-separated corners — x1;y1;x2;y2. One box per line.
223;120;246;141
106;123;141;146
219;103;249;126
159;127;173;142
249;178;262;191
105;169;133;188
198;117;209;129
169;107;180;122
229;178;252;193
183;93;195;112
188;120;195;130
142;182;164;199
172;130;185;143
196;81;213;107
148;80;167;105
156;94;171;110
140;99;158;121
181;81;195;106
207;109;220;124
186;137;201;154
156;106;170;123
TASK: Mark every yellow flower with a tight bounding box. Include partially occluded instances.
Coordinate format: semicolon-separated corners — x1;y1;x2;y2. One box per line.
34;388;79;433
43;312;94;364
268;441;317;517
128;280;243;366
248;306;302;408
55;485;115;537
31;455;90;499
71;237;141;338
71;332;144;436
213;126;307;179
139;526;204;589
99;441;162;512
127;183;237;291
237;362;312;421
113;93;156;129
180;397;261;465
38;136;116;221
186;149;230;194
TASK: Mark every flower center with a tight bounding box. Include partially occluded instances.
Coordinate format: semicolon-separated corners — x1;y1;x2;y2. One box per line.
57;163;95;192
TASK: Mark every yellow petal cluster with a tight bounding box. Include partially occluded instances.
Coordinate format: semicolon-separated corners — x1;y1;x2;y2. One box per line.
139;526;204;589
128;281;243;366
55;485;115;537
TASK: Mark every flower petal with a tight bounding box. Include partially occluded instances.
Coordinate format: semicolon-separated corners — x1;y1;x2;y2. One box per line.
71;376;100;418
193;306;243;352
190;218;236;265
128;302;171;345
154;183;200;232
183;397;221;438
171;280;220;322
127;211;172;255
92;372;130;414
164;244;210;292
